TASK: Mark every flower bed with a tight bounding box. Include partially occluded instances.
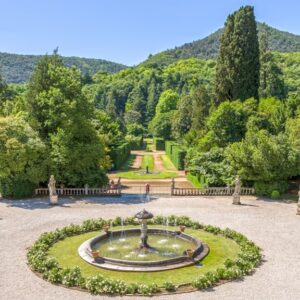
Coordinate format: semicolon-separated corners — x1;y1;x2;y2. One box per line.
27;216;262;296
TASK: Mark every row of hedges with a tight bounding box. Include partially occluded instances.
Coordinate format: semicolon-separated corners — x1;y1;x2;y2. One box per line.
165;141;186;170
154;138;165;151
110;143;130;169
27;215;262;296
125;135;144;150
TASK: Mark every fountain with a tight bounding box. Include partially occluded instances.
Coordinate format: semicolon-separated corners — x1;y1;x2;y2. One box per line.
78;209;209;272
135;209;153;249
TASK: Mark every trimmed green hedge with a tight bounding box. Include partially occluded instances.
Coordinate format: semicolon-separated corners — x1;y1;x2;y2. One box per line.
154;138;165;151
110;143;130;169
0;178;36;198
27;215;262;296
165;141;186;170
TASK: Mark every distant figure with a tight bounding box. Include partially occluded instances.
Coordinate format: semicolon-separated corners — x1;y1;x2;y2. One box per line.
110;179;115;189
146;165;149;174
145;184;150;194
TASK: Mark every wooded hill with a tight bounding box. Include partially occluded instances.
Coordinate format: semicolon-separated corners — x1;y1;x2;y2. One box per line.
0;52;127;83
142;22;300;67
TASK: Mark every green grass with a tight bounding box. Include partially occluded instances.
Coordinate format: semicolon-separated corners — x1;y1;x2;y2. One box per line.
161;154;177;171
141;155;154;171
187;173;204;189
115;171;178;179
48;225;240;286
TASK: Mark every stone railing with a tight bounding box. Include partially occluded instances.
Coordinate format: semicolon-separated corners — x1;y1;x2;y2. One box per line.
171;187;255;196
35;187;121;197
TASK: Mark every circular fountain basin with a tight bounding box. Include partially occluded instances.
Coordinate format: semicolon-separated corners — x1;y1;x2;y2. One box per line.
78;228;209;272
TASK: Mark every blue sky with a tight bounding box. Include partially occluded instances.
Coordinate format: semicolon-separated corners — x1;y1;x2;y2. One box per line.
0;0;300;65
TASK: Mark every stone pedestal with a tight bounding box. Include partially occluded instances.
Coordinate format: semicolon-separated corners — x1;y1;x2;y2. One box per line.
232;193;241;205
50;195;58;205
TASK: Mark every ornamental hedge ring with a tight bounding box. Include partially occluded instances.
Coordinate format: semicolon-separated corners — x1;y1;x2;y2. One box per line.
27;213;262;296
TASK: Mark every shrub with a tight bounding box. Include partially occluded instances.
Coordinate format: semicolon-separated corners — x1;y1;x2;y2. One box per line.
110;143;130;169
125;135;144;150
163;281;176;291
0;178;36;198
154;138;165;150
271;190;280;199
61;266;84;287
165;141;186;170
192;274;213;289
254;181;288;196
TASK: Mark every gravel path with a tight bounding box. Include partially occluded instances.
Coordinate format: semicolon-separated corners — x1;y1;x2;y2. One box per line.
0;196;299;300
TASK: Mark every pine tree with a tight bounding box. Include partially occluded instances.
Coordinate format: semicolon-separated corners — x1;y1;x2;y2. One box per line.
215;6;260;102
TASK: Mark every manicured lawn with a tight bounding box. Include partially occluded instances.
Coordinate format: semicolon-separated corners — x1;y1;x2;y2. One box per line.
115;171;178;179
161;154;177;171
48;225;240;286
141;155;154;171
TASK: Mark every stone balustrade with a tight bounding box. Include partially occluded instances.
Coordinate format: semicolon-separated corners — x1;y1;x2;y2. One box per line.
35;187;121;197
171;187;255;196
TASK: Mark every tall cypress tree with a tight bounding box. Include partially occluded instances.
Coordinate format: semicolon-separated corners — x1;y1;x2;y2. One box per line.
215;6;260;102
259;26;286;99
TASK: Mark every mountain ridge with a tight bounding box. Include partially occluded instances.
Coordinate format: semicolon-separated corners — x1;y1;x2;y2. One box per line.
141;22;300;67
0;51;127;83
1;22;300;83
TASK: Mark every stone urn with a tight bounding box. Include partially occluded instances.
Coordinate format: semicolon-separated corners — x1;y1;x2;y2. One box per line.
185;249;194;258
91;250;99;261
179;225;186;233
102;224;110;233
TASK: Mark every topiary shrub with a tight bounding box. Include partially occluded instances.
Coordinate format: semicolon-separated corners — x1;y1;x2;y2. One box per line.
271;190;280;199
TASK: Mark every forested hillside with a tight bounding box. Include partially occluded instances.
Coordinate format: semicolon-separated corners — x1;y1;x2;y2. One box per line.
0;6;299;199
143;22;300;67
0;52;127;83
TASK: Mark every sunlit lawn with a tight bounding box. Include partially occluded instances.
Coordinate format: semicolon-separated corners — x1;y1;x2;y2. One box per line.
161;154;177;171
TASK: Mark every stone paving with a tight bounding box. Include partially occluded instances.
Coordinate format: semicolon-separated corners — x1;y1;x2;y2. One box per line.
0;195;299;300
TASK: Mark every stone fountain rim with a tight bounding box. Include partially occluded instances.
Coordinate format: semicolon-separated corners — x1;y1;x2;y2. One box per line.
78;228;209;272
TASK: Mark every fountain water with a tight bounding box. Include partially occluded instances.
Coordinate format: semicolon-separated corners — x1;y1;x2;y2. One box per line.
79;209;209;272
120;217;126;242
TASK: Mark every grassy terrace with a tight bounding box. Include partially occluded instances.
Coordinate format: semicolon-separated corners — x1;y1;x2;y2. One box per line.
48;225;240;286
141;155;154;171
114;151;178;179
161;154;177;171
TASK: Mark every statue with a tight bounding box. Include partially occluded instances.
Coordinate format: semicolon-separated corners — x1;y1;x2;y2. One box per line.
48;175;58;205
232;175;241;205
297;187;300;215
171;177;175;189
